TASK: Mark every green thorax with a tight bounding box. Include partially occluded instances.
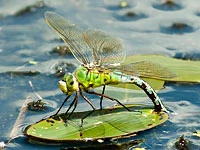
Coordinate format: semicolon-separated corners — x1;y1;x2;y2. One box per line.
74;65;121;90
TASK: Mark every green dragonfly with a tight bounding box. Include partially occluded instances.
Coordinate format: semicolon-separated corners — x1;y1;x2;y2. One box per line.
45;11;175;125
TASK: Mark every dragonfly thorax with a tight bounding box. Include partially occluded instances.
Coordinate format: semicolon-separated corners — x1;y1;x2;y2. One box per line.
58;73;79;95
74;65;121;90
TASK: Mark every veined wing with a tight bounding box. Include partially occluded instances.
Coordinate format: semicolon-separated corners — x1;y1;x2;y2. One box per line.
45;11;91;65
82;29;126;67
45;11;125;67
114;61;177;79
108;63;140;77
133;61;177;79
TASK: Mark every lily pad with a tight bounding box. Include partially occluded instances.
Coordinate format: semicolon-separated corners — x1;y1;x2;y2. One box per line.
24;104;168;145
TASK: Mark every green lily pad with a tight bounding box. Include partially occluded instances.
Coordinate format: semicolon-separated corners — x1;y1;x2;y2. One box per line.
24;104;168;145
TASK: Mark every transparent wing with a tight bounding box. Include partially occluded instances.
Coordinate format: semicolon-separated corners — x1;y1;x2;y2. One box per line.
83;29;126;66
109;63;140;76
133;61;177;79
45;11;125;67
45;11;91;65
114;61;177;79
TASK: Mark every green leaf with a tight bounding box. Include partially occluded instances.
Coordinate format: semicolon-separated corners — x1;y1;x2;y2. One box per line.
24;104;168;145
125;54;200;83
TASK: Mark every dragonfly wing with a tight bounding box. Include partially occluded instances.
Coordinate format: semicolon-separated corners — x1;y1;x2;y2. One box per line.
109;63;140;77
111;61;177;79
132;61;177;79
83;29;126;66
45;11;126;67
45;11;91;65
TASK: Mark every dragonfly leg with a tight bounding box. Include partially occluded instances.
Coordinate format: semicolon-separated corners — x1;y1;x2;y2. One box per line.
99;85;106;110
53;95;71;116
79;90;96;127
86;91;130;112
65;91;79;120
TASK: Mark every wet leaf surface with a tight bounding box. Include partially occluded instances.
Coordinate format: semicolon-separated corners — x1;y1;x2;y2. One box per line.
24;104;168;146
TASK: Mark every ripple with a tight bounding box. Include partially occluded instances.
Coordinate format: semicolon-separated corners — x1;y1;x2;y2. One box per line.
195;12;200;17
114;10;148;22
166;47;177;51
152;0;183;11
160;22;194;34
174;52;200;60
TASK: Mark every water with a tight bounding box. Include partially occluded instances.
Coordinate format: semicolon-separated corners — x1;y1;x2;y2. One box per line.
0;0;200;149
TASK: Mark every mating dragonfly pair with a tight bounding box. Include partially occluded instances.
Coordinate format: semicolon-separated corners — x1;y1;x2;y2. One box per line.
45;11;176;126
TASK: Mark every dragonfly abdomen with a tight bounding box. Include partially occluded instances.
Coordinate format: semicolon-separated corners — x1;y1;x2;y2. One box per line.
126;76;167;112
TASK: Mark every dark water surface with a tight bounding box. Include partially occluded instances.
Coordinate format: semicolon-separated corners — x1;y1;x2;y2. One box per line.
0;0;200;149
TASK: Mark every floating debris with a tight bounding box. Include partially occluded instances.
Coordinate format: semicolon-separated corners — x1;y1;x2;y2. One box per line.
193;131;200;138
153;0;182;11
14;0;47;16
171;23;189;30
5;71;40;76
28;99;46;111
106;0;131;11
160;22;194;34
126;11;136;17
175;135;190;150
53;62;76;77
28;60;38;65
52;45;72;56
114;10;147;22
119;0;128;8
164;0;178;7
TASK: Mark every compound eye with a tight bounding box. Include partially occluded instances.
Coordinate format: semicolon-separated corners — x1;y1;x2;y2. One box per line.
70;81;74;85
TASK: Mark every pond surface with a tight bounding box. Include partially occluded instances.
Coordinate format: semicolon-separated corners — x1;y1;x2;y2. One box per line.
0;0;200;149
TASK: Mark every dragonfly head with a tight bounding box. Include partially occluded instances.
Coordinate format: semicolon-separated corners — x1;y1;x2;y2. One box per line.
58;73;78;95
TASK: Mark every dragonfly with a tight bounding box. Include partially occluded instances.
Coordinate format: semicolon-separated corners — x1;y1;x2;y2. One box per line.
45;11;175;126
